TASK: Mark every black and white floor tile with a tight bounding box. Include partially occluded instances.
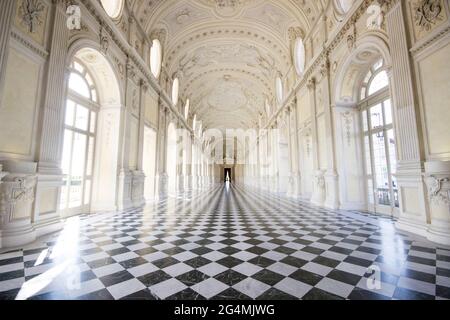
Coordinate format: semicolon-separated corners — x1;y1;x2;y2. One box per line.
1;183;449;300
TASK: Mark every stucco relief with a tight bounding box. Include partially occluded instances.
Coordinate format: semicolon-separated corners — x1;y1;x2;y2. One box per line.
15;0;49;45
411;0;447;39
426;175;450;205
178;43;275;78
0;174;37;225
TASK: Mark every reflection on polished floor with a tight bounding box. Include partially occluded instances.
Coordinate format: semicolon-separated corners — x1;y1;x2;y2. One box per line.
0;184;449;300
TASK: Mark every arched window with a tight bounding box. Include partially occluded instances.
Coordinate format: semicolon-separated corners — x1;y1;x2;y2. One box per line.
100;0;124;19
68;61;98;102
335;0;353;14
61;60;99;212
360;59;388;100
172;77;179;105
276;76;283;105
294;38;306;76
150;39;162;79
359;59;398;214
193;114;197;131
184;99;190;120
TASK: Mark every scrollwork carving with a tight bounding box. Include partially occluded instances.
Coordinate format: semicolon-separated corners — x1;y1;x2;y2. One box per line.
414;0;443;31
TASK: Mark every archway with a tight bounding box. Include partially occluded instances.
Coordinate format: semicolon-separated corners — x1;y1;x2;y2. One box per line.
61;46;122;216
333;35;396;215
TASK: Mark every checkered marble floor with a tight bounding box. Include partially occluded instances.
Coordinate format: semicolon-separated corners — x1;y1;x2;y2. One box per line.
1;183;449;300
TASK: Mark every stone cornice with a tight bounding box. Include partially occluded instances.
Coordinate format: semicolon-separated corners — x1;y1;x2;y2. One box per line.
410;24;450;56
10;29;49;59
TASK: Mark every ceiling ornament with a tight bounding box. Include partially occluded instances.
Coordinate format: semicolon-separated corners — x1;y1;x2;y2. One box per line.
197;0;255;17
178;43;275;79
150;28;167;45
288;26;305;41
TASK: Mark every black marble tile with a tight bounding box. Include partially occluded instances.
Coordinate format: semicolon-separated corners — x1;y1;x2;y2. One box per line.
214;270;247;286
289;269;323;286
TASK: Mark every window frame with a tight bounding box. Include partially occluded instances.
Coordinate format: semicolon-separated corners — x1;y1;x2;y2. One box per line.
358;61;399;215
61;60;100;215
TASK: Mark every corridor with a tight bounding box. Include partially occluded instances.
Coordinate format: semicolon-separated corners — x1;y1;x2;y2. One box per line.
0;185;449;300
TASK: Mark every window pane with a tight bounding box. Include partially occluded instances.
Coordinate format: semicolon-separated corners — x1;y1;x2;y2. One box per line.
387;129;396;174
362;110;368;132
364;135;372;175
368;71;389;95
68;72;90;98
372;132;390;206
71;133;86;177
90;111;96;133
75;105;89;131
73;61;84;74
384;99;393;125
370;104;383;129
150;39;162;79
85;73;93;86
61;129;73;175
65;100;76;126
91;89;98;103
101;0;123;18
86;137;95;176
69;133;86;209
294;38;306;75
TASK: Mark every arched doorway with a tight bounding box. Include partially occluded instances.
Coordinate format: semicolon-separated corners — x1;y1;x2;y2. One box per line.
334;36;398;215
60;47;122;216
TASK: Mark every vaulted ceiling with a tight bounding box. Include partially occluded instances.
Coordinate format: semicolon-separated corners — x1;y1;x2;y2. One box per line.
129;0;327;130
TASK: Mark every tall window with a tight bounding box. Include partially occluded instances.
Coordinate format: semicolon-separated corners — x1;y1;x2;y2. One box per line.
276;76;283;105
360;60;398;214
335;0;353;14
294;38;306;76
184;99;190;119
100;0;124;19
150;39;162;79
172;77;179;105
60;60;98;214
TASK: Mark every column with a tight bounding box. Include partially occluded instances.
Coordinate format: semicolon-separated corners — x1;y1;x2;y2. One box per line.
131;79;148;207
156;102;168;198
386;1;429;236
321;58;339;209
309;78;326;205
33;1;69;234
176;122;185;194
117;61;135;209
291;98;302;197
185;133;194;190
285;107;295;197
